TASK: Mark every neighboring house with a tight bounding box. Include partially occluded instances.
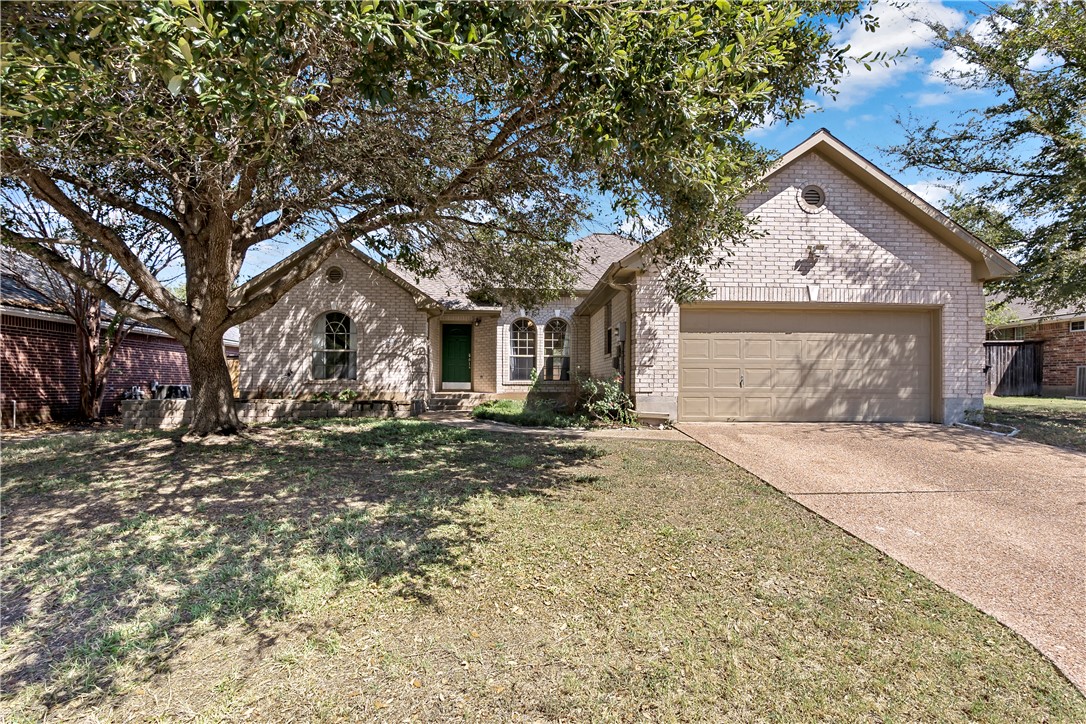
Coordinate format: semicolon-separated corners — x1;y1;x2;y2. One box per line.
0;253;239;425
986;299;1086;397
239;129;1017;424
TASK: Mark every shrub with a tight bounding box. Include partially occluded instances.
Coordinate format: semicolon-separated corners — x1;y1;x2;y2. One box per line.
471;399;585;428
576;374;636;426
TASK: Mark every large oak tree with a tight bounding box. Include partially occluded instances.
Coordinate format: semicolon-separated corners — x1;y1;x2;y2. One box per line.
1;0;870;434
891;0;1085;313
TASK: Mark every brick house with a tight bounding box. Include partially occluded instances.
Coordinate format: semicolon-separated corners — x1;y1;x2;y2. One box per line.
987;300;1086;397
0;254;239;425
240;130;1017;424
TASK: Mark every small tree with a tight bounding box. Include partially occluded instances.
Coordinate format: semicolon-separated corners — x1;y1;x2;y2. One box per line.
1;186;179;419
1;1;872;434
891;1;1085;312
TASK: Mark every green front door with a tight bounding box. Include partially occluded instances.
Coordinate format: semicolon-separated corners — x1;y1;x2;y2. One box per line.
442;324;472;387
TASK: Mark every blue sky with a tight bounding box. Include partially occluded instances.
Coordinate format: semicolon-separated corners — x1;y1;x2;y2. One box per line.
242;0;1001;278
742;0;999;208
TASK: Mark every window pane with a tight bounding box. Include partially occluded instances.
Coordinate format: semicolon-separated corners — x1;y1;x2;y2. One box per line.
314;312;356;379
510;319;535;380
511;356;534;381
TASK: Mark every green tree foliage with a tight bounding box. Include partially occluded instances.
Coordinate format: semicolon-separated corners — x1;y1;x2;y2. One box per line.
891;1;1085;312
1;0;868;433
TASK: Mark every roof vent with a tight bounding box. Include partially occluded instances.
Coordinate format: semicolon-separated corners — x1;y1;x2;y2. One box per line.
801;185;826;207
326;266;345;284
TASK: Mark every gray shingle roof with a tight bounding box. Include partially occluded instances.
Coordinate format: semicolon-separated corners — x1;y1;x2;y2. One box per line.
987;293;1086;323
385;233;639;309
571;234;640;291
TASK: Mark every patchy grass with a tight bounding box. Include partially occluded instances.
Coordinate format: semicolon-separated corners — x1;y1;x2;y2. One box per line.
471;399;588;428
2;419;1083;721
984;396;1086;452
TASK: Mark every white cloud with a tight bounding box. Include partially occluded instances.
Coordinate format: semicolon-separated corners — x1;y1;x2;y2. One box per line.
913;90;952;107
618;214;667;242
907;180;958;207
844;113;877;130
926;12;1014;85
826;1;965;110
745;111;783;139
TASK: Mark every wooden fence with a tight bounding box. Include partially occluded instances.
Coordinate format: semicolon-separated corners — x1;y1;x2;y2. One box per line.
227;358;241;397
984;341;1043;396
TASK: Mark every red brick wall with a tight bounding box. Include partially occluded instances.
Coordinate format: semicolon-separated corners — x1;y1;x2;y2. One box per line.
1;314;190;425
1023;321;1086;393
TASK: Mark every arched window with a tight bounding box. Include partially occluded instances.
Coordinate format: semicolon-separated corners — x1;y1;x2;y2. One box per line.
543;319;571;381
312;311;356;379
509;318;536;381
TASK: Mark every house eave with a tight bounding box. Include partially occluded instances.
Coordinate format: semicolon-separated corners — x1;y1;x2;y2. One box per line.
988;312;1086;330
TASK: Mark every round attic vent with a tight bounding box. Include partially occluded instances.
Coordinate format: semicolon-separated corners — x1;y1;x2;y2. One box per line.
326;266;345;284
801;185;826;208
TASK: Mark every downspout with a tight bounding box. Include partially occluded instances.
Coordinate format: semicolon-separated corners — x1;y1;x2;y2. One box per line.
606;278;636;395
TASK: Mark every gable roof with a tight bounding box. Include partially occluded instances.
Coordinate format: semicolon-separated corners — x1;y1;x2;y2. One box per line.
576;129;1020;315
772;129;1017;281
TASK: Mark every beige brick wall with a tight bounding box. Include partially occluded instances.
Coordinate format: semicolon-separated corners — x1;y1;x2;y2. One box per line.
588;290;629;380
239;249;431;402
630;151;986;422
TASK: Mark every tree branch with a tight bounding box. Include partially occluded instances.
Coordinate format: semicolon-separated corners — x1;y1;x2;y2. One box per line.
2;229;187;340
3;153;191;325
47;167;185;241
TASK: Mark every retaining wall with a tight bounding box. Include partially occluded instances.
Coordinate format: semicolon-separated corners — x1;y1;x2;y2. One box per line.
122;398;420;430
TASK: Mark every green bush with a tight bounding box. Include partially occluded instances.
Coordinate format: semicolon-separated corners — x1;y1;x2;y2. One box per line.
471;399;585;428
576;374;636;426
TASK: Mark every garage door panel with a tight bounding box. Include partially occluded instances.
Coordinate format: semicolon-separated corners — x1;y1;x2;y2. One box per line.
745;367;773;388
776;367;833;389
681;366;711;390
680;396;711;419
678;308;933;422
713;396;742;418
712;367;741;388
744;339;773;359
711;339;741;360
774;339;804;360
743;396;774;418
681;338;710;360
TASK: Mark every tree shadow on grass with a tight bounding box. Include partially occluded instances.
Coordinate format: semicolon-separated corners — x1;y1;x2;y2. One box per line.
0;419;602;712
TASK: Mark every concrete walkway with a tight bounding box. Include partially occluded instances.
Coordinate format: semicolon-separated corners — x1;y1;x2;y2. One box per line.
676;422;1086;693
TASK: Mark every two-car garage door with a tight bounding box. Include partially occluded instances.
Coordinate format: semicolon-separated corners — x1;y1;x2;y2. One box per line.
678;307;934;422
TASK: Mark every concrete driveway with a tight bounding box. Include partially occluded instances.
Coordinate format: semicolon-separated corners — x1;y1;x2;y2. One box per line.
675;422;1086;692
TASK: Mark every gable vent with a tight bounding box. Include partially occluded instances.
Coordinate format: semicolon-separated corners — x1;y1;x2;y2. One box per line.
801;185;826;207
326;266;345;284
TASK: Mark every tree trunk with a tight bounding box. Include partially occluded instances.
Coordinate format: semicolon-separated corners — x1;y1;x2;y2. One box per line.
74;309;102;421
186;328;241;436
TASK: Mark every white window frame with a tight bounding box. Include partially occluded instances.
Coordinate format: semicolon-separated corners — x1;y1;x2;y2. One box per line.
1070;320;1085;332
542;318;571;381
509;318;536;381
313;311;357;380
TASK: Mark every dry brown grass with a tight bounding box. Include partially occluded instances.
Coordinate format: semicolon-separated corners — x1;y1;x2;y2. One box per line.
984;396;1086;452
2;418;1083;721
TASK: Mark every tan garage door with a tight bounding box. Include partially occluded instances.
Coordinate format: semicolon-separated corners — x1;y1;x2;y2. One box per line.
678;308;933;422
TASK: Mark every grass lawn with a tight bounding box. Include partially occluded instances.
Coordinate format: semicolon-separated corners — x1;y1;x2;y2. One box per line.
984;396;1086;452
2;420;1083;721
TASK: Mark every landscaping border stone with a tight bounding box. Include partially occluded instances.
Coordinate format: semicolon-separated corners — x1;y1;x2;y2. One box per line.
121;398;421;430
